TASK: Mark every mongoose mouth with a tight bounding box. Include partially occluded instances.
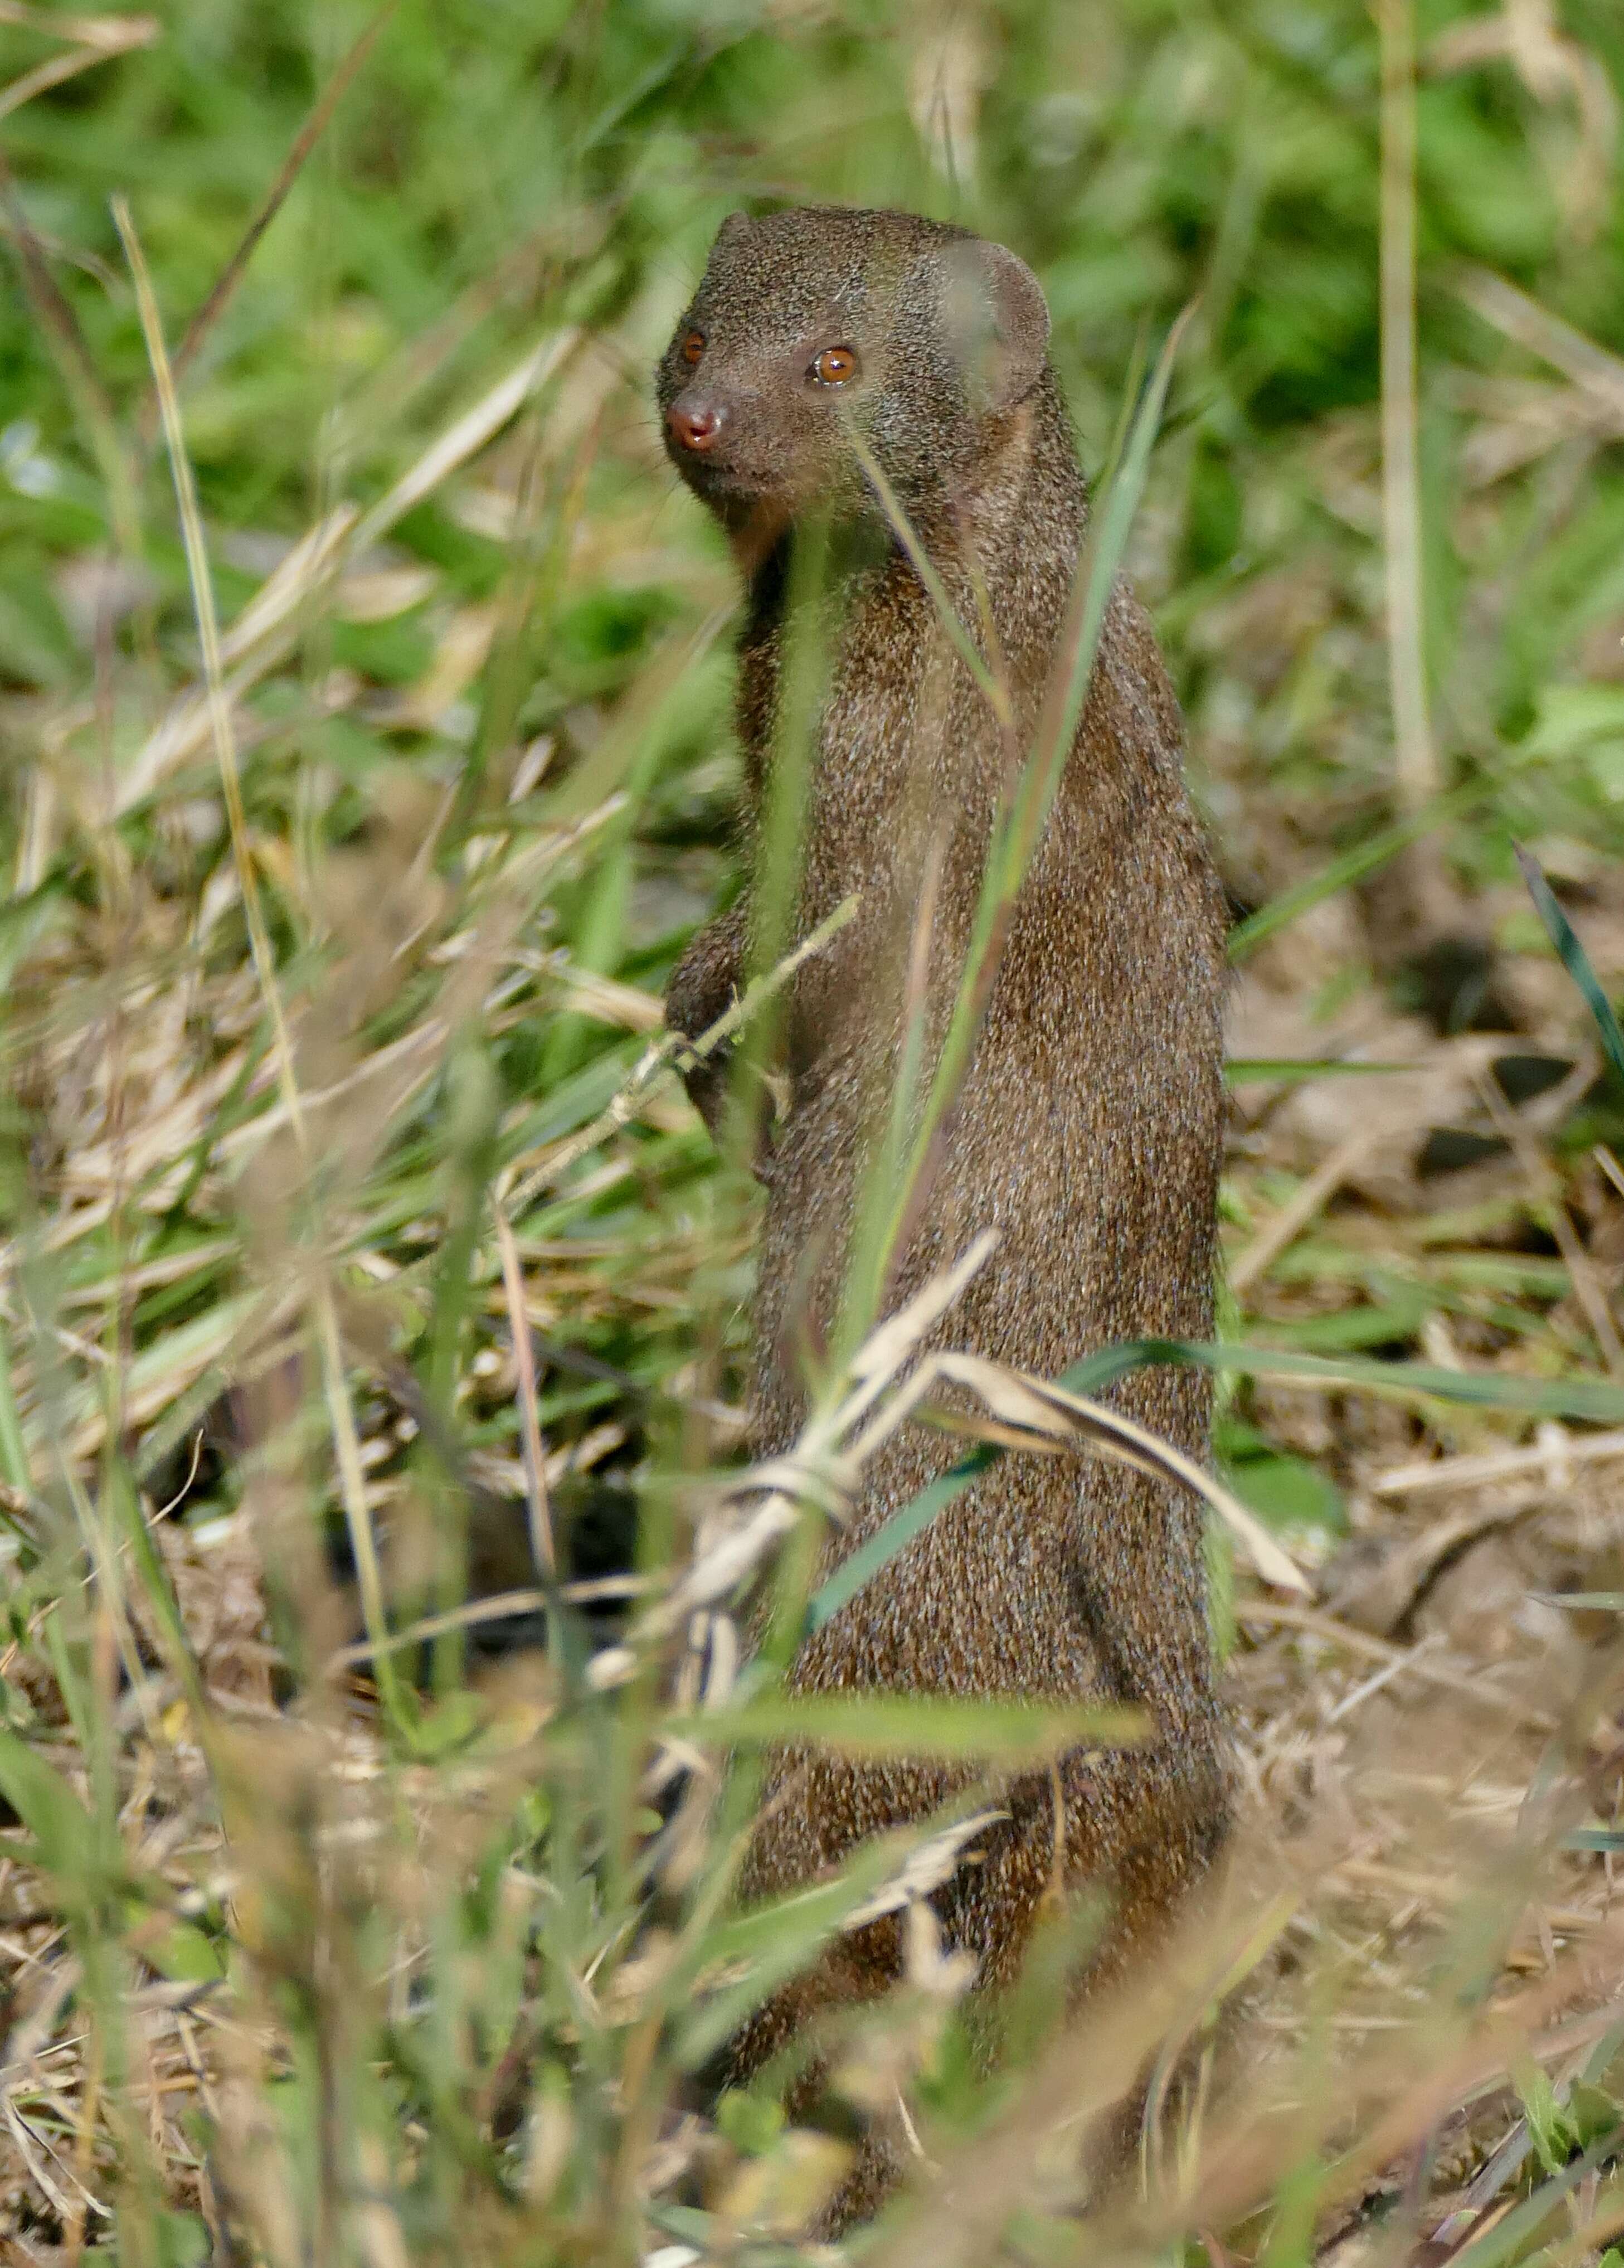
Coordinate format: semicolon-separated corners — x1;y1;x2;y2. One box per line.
669;449;777;506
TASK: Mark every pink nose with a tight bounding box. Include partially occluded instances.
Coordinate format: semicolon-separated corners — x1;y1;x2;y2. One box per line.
667;400;725;453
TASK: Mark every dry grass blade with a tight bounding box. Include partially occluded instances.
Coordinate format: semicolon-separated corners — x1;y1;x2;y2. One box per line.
114;193;403;1722
114;512;353;811
871;1891;1247;2268
628;1477;831;1649
1429;2;1618;237
3;2100;106;2228
0;150;116;433
1453;265;1624;419
634;1236;999;1652
0;148;140;570
844;1230;999;1409
0;3;151;35
327;1591;550;1669
0;13;155;123
113;198;300;1160
925;1352;1312;1595
217;507;359;669
1373;1425;1624;1496
1235;1598;1411;1662
211;1021;439;1164
1596;1144;1624;1203
842;1809;1011;1932
350;332;580;551
1476;1067;1624;1380
163;1;398;406
494;1202;553;1579
1379;0;1438;812
500;892;860;1213
833;1337;1309;1593
1229;1125;1381;1297
840;420;1013;730
118;332;578;811
542;603;735;826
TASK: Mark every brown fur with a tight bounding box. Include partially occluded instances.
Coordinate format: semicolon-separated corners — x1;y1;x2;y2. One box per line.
657;207;1230;2225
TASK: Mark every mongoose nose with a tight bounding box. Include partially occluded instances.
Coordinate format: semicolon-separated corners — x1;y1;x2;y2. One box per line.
667;397;726;454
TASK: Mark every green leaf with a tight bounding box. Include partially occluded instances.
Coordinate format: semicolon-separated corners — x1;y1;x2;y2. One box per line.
1566;2081;1624;2150
645;2204;717;2247
1518;2059;1568;2178
0;1722;99;1885
1520;683;1624;764
152;2209;211;2268
1250;1299;1432;1355
1447;2116;1623;2268
0;1673;36;1732
0;871;68;992
0;1307;35;1497
1222;1450;1346;1537
867;310;1194;1321
138;1919;227;1984
715;2087;787;2157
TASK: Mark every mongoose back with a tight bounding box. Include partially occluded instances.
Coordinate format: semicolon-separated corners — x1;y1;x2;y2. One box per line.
658;206;1229;2221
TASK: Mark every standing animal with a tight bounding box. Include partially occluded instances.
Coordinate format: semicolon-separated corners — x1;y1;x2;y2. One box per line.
657;205;1229;2226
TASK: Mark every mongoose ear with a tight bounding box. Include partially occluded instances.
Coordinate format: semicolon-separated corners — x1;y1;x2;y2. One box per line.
941;239;1051;414
713;209;753;252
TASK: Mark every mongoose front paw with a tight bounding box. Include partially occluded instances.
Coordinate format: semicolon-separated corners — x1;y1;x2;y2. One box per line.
670;1031;735;1146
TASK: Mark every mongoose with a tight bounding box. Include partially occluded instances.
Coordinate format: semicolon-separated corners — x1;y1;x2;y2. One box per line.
658;206;1229;2222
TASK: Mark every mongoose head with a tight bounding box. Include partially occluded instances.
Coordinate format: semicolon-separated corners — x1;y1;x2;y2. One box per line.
656;206;1051;533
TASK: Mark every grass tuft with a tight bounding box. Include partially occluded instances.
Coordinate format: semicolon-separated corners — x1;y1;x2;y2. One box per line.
4;2;1624;2261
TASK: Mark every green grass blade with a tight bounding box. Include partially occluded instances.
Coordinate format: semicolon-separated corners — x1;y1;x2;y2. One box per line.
1226;1057;1413;1085
669;1691;1145;1762
805;1342;1163;1634
841;424;1014;729
0;1721;100;1893
1154;1338;1624;1422
809;1334;1624;1637
1514;840;1624;1088
864;309;1194;1325
0;1312;32;1497
1228;780;1489;961
806;1446;998;1633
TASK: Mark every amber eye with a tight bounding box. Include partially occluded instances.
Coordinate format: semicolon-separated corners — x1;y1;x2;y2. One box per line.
680;329;705;367
811;344;860;386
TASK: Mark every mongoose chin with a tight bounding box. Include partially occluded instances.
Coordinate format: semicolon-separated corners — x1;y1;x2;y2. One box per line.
659;204;1231;2233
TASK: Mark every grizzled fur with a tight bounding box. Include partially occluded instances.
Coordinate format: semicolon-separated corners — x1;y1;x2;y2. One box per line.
659;207;1229;2224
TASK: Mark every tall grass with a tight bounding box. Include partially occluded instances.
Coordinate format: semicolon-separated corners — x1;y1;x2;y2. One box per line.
4;2;1624;2262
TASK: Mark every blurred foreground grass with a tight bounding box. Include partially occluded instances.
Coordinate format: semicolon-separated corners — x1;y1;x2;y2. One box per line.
5;1;1624;2262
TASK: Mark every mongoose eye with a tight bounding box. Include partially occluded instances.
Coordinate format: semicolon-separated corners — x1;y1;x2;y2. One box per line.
680;329;706;367
811;344;860;386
